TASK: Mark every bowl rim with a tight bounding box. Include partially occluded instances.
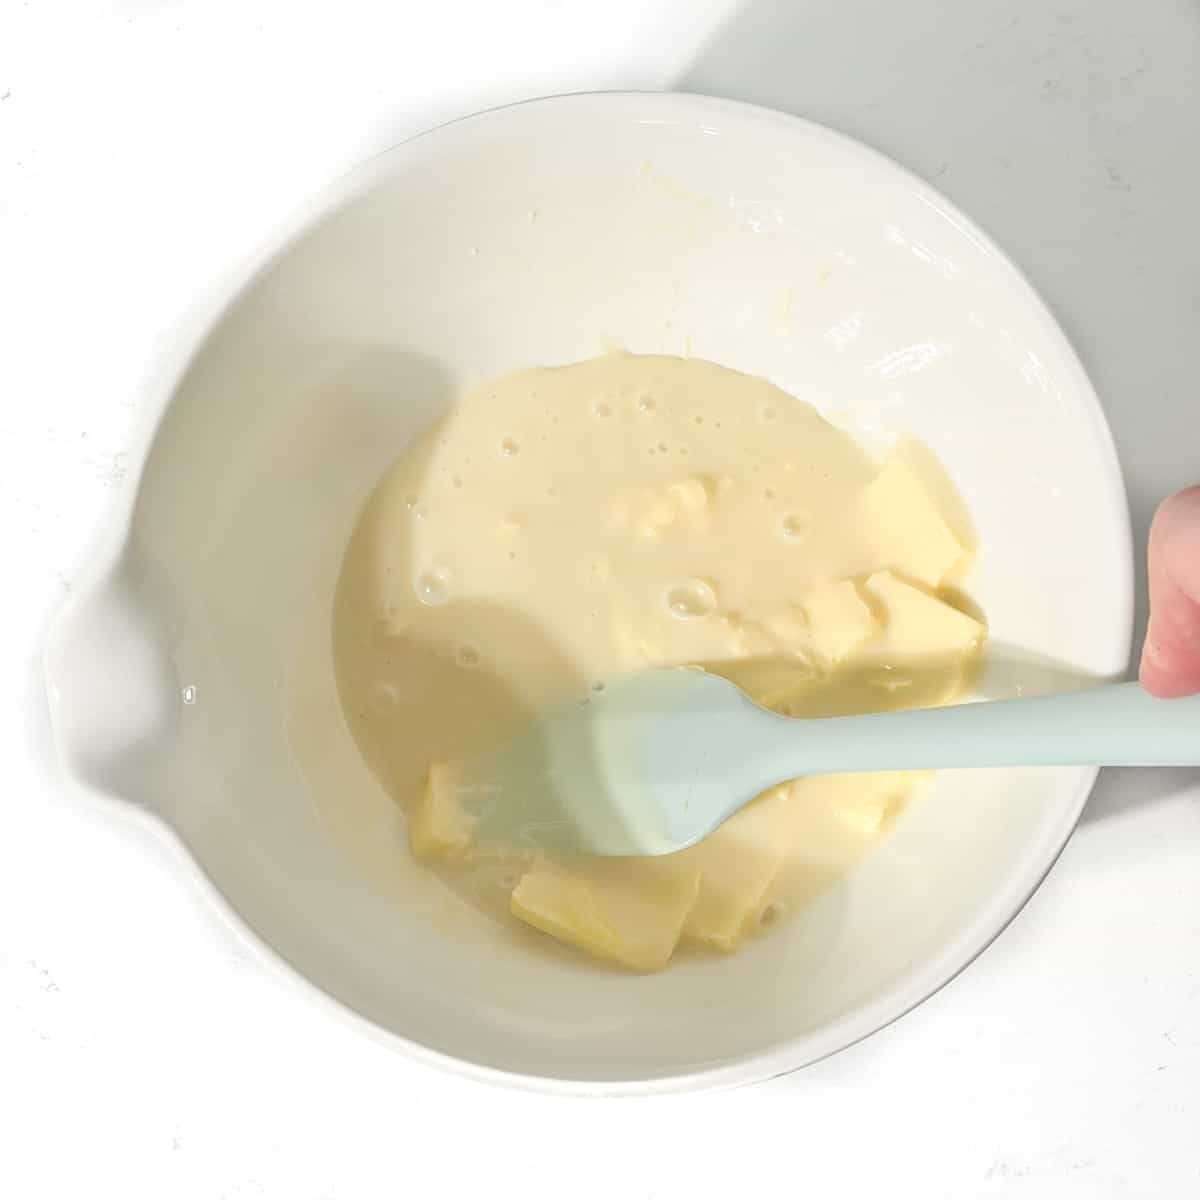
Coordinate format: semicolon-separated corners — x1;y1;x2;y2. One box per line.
47;89;1134;1097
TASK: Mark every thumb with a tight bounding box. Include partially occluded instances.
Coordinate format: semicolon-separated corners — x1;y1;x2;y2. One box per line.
1140;486;1200;698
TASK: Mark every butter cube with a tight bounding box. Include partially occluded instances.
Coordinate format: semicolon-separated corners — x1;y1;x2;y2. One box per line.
863;570;985;660
800;580;878;666
716;584;873;710
631;475;715;539
854;454;969;587
510;857;700;972
713;655;819;711
676;785;792;951
706;612;818;708
408;761;474;859
666;476;713;514
826;771;914;836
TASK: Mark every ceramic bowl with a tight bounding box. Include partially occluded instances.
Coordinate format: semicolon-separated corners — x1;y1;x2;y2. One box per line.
45;93;1132;1094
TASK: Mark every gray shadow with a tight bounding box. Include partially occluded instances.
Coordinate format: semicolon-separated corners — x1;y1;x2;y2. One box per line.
1081;765;1200;825
52;343;458;813
134;339;455;553
682;0;1200;667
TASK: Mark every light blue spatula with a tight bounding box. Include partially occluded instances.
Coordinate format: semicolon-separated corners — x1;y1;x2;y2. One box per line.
453;669;1200;856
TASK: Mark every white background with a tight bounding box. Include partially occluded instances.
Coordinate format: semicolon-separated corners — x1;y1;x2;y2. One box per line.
3;1;1199;1196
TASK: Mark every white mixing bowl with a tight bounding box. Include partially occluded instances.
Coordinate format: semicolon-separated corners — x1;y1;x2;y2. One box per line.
45;93;1132;1094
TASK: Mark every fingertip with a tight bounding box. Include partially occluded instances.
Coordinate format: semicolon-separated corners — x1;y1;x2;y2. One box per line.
1142;486;1200;698
1150;485;1200;603
1139;631;1196;698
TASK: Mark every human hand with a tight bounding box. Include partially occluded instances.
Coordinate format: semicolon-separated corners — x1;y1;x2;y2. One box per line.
1139;486;1200;698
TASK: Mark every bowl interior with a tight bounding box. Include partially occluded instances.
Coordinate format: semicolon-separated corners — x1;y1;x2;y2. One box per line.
119;94;1130;1089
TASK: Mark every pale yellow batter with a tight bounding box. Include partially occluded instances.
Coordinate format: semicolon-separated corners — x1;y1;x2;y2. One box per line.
333;353;984;971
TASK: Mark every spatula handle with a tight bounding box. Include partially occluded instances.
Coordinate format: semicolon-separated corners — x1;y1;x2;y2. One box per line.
760;682;1200;779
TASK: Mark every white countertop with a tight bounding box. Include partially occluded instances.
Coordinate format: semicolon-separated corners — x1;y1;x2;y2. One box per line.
3;1;1198;1195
